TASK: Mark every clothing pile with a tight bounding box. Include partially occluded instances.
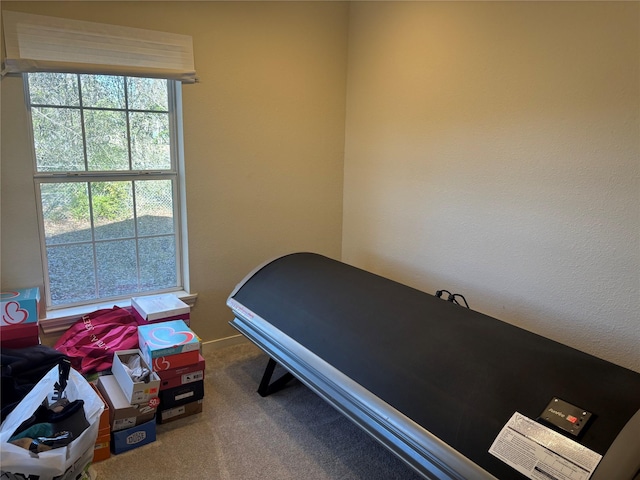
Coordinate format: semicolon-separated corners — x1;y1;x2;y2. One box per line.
1;345;69;422
8;398;89;453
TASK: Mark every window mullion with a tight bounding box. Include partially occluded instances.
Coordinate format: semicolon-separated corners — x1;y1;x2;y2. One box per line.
168;81;183;288
78;75;100;300
132;179;142;292
123;77;142;291
124;76;134;171
35;171;173;179
87;181;99;300
77;74;89;173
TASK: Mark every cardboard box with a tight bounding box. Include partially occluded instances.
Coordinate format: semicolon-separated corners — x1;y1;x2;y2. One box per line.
133;311;190;327
158;399;203;424
138;320;201;361
158;354;205;391
97;375;157;432
131;293;190;322
1;287;40;326
0;322;39;349
112;350;161;405
93;428;111;462
90;382;111;432
91;378;112;462
158;380;204;410
149;350;201;372
111;417;156;454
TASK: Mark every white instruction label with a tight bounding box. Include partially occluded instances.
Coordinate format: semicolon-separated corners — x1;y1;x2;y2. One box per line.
181;370;204;385
113;416;136;431
489;412;602;480
162;405;186;420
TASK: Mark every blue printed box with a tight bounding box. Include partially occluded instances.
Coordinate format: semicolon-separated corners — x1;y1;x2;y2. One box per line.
111;418;156;454
1;288;40;327
138;319;201;360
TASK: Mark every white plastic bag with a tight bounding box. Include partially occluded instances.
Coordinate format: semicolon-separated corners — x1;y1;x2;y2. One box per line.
0;365;104;480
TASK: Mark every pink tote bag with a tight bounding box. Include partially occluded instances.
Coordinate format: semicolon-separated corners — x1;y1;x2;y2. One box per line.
54;306;139;374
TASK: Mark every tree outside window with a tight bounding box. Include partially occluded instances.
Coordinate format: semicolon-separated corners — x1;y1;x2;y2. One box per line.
27;73;184;308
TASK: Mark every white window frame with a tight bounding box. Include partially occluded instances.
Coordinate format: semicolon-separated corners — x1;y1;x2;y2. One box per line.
24;73;192;326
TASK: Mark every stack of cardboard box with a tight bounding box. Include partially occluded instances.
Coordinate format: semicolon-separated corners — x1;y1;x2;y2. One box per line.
1;287;41;348
96;350;161;454
137;320;205;424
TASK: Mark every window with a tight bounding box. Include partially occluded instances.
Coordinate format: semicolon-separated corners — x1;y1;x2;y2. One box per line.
26;73;185;309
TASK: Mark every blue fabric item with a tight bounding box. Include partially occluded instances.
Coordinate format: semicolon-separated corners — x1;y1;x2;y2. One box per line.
9;423;53;442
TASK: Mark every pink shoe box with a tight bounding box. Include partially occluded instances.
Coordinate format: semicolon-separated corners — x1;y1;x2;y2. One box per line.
0;322;39;349
157;354;205;391
132;310;190;327
149;350;200;372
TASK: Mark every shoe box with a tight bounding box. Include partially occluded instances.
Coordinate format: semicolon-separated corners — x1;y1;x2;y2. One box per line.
111;349;161;404
155;353;204;411
137;320;201;371
111;417;156;454
137;320;206;424
0;322;40;349
157;399;203;424
156;354;206;423
159;380;204;411
96;375;157;432
148;350;200;372
1;287;41;349
130;293;190;326
96;375;158;454
90;383;111;462
93;433;111;462
157;354;205;390
1;287;40;325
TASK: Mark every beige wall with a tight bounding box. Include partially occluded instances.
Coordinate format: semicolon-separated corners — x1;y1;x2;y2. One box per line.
3;2;639;373
343;2;640;372
1;2;348;343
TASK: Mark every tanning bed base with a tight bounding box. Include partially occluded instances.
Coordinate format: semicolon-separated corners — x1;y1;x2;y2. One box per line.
227;253;640;480
230;303;484;479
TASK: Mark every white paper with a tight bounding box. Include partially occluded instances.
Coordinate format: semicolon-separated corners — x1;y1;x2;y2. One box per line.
489;412;602;480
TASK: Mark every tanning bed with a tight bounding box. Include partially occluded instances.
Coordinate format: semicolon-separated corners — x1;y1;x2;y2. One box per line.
227;252;640;480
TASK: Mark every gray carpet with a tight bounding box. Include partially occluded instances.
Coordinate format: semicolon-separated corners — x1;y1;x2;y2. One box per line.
91;342;423;480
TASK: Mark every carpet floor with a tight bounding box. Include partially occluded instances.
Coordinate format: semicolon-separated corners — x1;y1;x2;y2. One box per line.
91;342;423;480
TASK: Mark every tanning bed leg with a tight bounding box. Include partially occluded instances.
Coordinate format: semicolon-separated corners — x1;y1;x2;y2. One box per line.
258;357;295;397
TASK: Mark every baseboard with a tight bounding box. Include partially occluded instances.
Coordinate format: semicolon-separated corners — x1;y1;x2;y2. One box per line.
201;334;248;354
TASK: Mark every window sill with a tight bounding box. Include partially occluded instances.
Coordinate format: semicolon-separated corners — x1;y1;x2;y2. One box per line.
39;291;198;335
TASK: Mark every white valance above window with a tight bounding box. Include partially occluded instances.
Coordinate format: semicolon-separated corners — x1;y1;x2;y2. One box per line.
2;11;196;83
